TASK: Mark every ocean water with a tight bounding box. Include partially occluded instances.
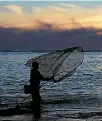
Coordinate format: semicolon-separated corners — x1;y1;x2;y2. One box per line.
0;51;102;120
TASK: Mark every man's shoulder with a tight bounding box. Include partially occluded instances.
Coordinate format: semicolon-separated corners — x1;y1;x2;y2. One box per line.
32;69;40;74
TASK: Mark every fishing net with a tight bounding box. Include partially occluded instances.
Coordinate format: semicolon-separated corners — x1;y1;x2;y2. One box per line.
25;46;84;82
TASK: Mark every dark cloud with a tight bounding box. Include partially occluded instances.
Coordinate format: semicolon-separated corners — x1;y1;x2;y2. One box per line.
0;27;102;51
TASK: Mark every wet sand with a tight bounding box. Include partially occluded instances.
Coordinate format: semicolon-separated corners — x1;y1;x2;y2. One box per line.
1;115;102;121
1;109;102;121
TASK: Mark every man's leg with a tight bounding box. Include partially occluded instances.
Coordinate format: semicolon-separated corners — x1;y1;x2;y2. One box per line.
31;92;41;119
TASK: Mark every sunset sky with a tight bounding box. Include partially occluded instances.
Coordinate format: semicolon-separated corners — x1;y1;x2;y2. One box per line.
0;1;102;31
1;1;102;51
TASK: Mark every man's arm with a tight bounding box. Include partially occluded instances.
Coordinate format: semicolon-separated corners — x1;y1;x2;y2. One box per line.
41;75;54;81
39;73;54;81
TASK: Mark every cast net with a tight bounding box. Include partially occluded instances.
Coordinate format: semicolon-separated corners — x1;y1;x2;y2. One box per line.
25;46;84;82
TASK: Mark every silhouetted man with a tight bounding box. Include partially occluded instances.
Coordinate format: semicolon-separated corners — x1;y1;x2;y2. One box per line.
29;61;53;119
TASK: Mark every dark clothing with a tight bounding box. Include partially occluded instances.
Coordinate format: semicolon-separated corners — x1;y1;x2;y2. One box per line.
30;68;51;94
29;68;45;119
30;69;43;86
29;69;44;101
29;68;52;119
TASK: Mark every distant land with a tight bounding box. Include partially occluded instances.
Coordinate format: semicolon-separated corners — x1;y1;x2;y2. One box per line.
0;27;102;52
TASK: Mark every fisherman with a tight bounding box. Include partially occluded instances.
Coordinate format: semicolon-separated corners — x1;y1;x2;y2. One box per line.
29;61;53;119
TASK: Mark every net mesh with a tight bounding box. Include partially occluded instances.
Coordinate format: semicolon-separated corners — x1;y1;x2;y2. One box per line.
25;46;84;82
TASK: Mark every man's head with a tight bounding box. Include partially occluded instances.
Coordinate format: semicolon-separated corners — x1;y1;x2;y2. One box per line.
32;61;39;69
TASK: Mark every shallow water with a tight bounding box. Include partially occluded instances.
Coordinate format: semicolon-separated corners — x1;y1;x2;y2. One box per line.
0;51;102;120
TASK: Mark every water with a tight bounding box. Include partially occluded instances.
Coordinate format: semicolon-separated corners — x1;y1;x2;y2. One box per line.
0;51;102;120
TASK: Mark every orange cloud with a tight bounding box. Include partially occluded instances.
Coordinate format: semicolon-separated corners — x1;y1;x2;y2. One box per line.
5;5;23;15
0;4;102;31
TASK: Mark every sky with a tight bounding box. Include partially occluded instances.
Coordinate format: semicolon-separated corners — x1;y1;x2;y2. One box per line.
1;1;102;51
1;1;102;32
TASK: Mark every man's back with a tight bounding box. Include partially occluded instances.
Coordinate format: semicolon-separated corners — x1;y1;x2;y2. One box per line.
30;69;42;87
